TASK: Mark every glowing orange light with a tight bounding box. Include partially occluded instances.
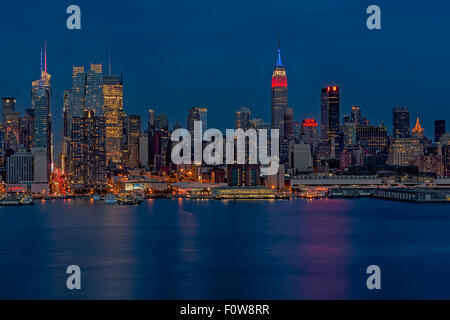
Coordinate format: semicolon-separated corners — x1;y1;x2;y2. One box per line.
333;86;337;91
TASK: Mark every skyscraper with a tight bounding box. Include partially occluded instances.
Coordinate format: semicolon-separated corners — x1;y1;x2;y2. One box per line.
351;105;361;125
103;74;123;164
69;64;104;118
148;109;155;131
1;98;16;123
393;107;410;138
187;107;207;134
31;44;52;181
198;108;207;131
235;106;252;130
284;107;294;140
127;115;141;168
435;120;446;143
69;110;106;191
320;86;340;140
271;45;288;138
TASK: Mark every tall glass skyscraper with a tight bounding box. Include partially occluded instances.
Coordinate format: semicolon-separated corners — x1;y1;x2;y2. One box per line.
31;44;52;181
69;64;104;118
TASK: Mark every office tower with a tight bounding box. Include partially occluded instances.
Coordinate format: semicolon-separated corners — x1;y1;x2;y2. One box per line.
393;107;410;138
434;120;446;143
198;108;207;131
412;117;424;139
252;118;271;130
387;137;424;166
351;105;361;125
139;134;149;167
30;44;52;181
356;124;388;154
148;109;155;131
20;108;34;151
284;107;294;140
69;110;106;191
155;114;168;132
1;98;16;123
103;74;123;164
121;114;129;163
271;45;288;138
69;64;104;118
343;121;357;147
320;86;340;140
187;107;207;134
61;90;71;174
127;115;141;168
235;106;252;130
291;142;313;173
31;147;48;183
3;111;20;151
6;149;33;183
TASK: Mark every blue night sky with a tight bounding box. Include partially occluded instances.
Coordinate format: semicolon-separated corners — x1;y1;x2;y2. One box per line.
0;0;449;151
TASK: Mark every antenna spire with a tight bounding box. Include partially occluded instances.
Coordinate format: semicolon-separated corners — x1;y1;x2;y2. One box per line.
39;45;43;88
44;40;47;75
108;48;111;76
276;37;283;67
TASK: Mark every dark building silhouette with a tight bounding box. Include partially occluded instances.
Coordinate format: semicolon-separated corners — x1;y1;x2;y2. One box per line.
434;120;446;143
393;107;410;138
320;86;340;141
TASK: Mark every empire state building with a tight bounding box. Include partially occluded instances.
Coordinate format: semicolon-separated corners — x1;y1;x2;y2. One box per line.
271;45;288;138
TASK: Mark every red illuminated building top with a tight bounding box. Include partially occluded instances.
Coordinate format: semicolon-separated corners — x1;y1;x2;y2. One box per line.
271;71;287;88
326;86;339;92
272;47;287;88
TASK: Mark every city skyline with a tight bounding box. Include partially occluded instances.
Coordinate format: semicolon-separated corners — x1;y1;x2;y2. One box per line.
1;0;450;151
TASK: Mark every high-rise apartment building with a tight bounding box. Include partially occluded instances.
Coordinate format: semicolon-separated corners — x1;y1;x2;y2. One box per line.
69;110;106;191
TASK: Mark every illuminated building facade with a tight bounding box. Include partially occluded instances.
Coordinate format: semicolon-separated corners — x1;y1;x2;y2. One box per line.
412;117;425;139
235;106;252;130
103;74;123;164
69;64;104;118
6;149;33;183
227;164;260;187
31;45;52;181
271;47;288;138
1;98;15;123
127;115;141;168
356;124;388;154
69;110;106;191
387;137;423;166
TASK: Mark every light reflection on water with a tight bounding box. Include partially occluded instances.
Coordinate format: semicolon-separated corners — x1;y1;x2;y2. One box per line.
0;198;450;299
